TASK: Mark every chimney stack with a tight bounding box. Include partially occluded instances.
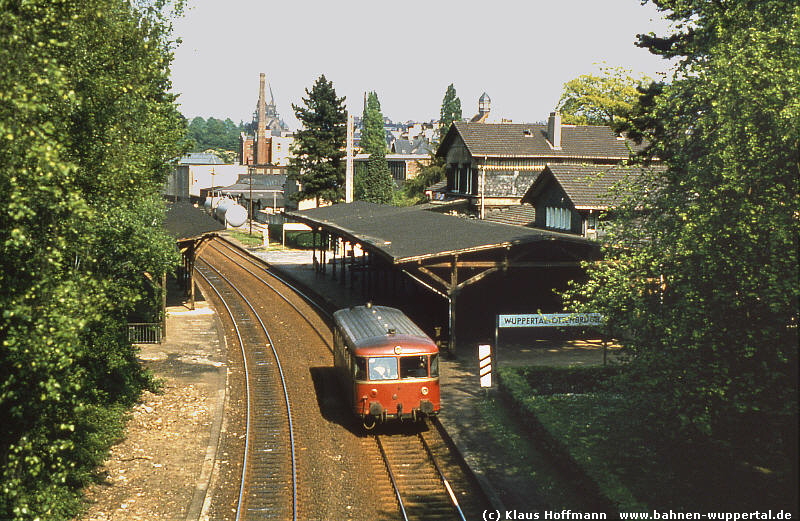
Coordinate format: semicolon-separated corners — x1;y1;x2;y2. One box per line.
547;110;562;150
254;73;269;164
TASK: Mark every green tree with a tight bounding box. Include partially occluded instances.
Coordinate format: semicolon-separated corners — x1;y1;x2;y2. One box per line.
186;116;244;153
556;65;651;126
403;157;445;203
289;75;347;206
360;91;386;155
355;148;394;204
438;83;462;142
354;91;392;203
0;0;185;518
567;0;799;461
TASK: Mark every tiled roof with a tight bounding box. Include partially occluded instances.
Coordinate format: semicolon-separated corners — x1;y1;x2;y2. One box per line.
485;170;541;198
484;204;537;227
439;121;642;159
525;164;663;209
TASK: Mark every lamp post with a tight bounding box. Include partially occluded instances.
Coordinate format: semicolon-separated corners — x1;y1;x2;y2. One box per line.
249;168;253;235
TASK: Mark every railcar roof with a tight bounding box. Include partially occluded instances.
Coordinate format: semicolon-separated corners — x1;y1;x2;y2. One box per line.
333;305;433;348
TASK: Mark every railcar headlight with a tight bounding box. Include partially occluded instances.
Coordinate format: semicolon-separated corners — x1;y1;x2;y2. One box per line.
370;389;378;397
421;386;429;396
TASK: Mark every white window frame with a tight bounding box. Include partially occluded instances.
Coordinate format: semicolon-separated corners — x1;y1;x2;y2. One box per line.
546;206;571;231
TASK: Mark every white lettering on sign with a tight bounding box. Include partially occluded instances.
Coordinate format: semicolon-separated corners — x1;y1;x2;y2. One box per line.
497;313;603;328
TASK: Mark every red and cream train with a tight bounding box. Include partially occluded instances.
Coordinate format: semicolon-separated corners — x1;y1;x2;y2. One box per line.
333;304;440;429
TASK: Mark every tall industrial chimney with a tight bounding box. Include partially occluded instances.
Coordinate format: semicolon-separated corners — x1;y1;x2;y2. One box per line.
254;73;269;164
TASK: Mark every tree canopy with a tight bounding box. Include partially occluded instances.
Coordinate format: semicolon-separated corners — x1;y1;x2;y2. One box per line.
186;116;246;152
289;75;347;206
556;65;651;126
354;91;393;204
438;83;462;142
567;0;798;464
359;91;386;155
0;0;186;518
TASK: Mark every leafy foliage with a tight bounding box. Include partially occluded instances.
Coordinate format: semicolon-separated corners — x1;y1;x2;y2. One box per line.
556;65;651;126
402;156;445;203
438;83;462;142
186;116;247;152
0;0;186;518
565;0;799;460
355;149;394;205
354;91;393;204
289;75;347;206
359;91;386;155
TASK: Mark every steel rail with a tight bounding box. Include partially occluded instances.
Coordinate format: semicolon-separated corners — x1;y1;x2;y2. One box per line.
194;263;253;521
196;257;298;521
209;240;333;347
418;431;468;521
374;435;410;521
214;237;332;319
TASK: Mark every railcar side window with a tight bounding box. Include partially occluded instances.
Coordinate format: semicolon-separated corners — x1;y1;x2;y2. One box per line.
400;355;429;378
353;356;366;380
430;353;439;377
368;357;398;380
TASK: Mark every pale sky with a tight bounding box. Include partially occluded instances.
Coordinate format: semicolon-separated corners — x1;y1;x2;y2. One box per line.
170;0;675;130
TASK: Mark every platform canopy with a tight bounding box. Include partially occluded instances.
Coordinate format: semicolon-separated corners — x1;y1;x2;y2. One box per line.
285;201;591;266
286;202;599;353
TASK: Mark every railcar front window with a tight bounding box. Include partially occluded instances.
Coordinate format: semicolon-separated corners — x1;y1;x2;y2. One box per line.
430;353;439;377
368;357;398;380
400;355;429;378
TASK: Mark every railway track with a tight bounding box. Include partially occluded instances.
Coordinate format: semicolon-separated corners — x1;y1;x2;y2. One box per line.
199;236;490;520
370;417;492;521
195;257;297;521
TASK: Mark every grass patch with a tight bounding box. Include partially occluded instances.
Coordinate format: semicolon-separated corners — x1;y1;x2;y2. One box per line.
499;366;798;514
475;394;602;511
225;229;263;247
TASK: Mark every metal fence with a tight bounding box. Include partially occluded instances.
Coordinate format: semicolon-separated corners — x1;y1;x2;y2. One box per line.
128;323;162;344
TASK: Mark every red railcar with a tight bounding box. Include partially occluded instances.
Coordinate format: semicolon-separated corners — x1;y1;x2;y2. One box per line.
333;304;440;429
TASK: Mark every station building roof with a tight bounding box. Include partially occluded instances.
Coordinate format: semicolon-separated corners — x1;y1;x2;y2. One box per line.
285;201;590;265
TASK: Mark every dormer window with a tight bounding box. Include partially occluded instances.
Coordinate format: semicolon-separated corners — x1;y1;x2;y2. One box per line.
546;206;571;231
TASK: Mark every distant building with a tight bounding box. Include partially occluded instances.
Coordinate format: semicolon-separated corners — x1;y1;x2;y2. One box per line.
239;73;293;169
164;153;246;202
217;173;288;218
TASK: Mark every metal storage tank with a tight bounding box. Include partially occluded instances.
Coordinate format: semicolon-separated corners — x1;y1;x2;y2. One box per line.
215;198;247;227
203;196;221;212
224;203;248;227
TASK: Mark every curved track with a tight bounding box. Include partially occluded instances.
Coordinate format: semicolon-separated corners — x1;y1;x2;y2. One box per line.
198;237;490;520
195;259;297;520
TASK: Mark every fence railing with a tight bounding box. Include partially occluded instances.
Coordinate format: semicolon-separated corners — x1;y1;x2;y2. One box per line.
128;323;162;344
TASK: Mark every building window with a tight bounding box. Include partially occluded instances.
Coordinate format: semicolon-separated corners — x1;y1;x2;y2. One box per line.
546;206;571;231
388;160;406;181
587;212;599;231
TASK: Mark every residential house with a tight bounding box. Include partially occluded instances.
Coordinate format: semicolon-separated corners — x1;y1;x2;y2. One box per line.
521;163;662;238
434;111;646;215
